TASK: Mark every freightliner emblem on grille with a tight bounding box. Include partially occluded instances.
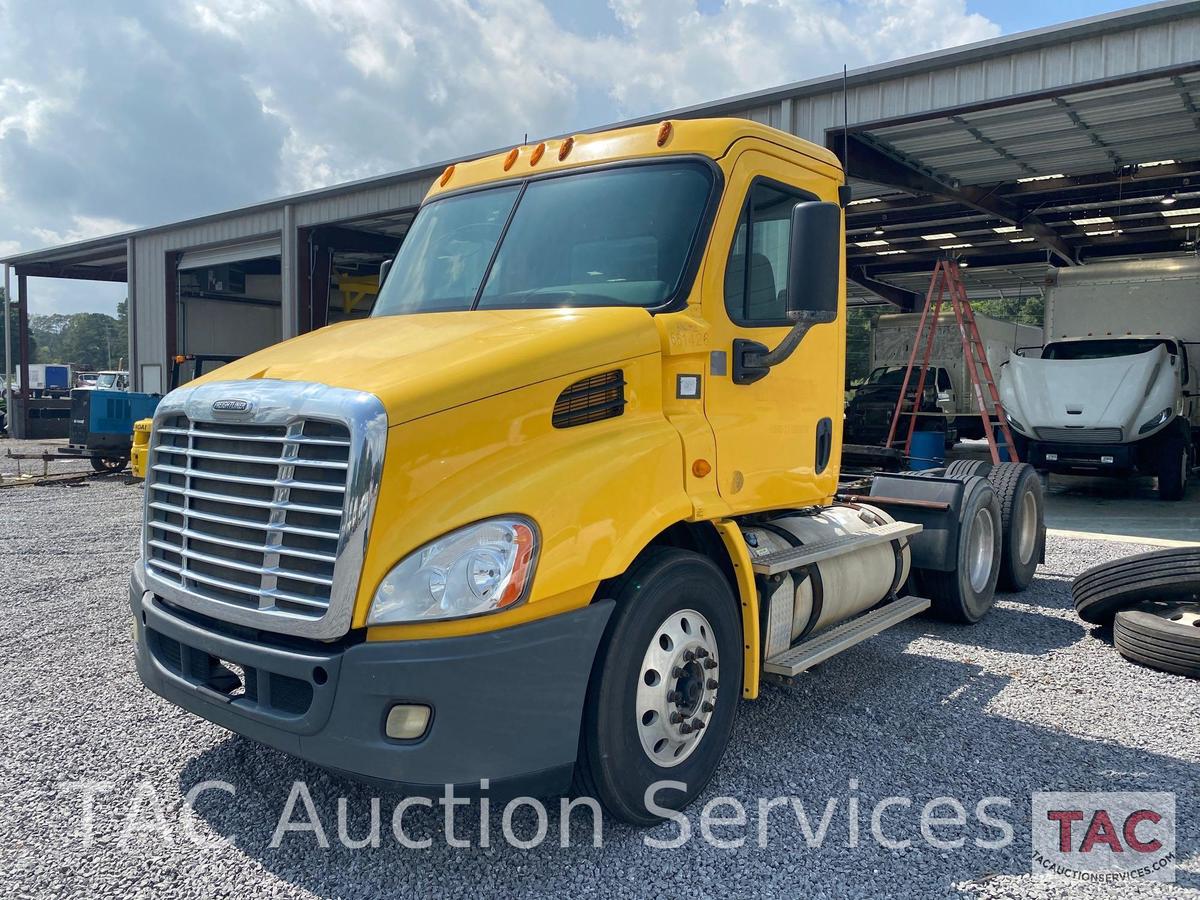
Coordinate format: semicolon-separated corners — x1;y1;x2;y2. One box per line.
212;398;251;412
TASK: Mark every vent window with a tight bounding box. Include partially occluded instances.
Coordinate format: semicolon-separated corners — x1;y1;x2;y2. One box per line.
553;371;626;428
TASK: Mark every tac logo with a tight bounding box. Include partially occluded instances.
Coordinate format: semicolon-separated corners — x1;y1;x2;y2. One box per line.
212;398;251;412
1032;792;1176;883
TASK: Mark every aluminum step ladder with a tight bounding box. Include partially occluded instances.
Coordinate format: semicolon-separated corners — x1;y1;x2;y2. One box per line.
884;257;1020;464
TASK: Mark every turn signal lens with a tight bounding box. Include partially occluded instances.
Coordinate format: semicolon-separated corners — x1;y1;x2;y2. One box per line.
503;147;520;171
530;142;546;165
439;164;455;186
692;459;712;478
558;136;574;160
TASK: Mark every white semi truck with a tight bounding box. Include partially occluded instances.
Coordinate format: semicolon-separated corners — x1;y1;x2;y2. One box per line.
846;311;1041;445
999;258;1200;500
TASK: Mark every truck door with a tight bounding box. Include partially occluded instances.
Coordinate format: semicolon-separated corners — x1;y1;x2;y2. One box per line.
702;148;844;512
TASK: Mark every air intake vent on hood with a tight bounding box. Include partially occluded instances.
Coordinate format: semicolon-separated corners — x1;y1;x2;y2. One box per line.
553;370;626;428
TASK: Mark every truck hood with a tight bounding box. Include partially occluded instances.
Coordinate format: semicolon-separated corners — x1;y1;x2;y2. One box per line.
189;307;661;426
998;346;1170;435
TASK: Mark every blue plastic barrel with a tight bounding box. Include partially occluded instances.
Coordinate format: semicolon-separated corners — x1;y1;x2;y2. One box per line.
908;430;945;470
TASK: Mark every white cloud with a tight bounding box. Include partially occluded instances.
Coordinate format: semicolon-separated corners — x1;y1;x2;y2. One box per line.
0;78;70;140
29;215;138;248
1;0;1002;312
184;0;1000;192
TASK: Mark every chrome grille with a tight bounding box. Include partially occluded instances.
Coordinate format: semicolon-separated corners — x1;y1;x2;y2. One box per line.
1035;426;1123;443
147;416;349;617
141;379;387;641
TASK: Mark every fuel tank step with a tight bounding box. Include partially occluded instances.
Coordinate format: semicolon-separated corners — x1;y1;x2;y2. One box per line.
749;521;922;576
763;594;931;676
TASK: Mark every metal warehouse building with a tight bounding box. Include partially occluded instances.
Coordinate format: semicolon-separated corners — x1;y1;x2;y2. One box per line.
3;0;1199;433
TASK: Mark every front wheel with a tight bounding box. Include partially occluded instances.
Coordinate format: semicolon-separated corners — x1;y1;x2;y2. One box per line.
1156;433;1189;501
573;549;742;825
90;455;128;474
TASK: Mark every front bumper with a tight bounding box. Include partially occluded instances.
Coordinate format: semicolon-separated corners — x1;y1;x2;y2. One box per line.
845;408;956;446
1023;439;1139;473
130;565;613;797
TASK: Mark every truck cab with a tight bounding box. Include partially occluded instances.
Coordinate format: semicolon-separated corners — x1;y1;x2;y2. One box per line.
1001;333;1197;499
131;119;1037;823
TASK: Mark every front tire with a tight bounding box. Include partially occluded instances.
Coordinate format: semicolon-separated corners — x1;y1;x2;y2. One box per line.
90;455;128;474
573;549;742;825
1156;432;1189;501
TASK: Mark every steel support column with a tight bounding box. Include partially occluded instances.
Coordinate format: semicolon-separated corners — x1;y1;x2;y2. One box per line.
296;226;313;335
281;205;298;338
126;237;138;391
2;264;11;432
165;251;181;365
310;242;333;331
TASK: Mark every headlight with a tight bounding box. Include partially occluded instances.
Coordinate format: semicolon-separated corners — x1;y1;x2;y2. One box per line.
1138;407;1173;435
367;517;538;624
1006;413;1027;435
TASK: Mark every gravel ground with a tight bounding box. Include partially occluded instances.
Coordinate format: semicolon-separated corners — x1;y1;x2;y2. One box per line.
1;436;1197;899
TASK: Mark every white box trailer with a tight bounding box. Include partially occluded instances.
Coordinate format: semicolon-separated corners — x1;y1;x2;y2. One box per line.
14;363;73;397
846;311;1041;444
999;258;1200;500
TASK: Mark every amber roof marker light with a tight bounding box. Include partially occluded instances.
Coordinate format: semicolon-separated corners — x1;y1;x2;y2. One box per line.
656;120;673;146
438;165;455;187
503;147;520;171
558;136;575;161
530;142;546;166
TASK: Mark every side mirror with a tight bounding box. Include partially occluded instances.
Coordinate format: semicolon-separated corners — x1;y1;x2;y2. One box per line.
785;201;841;322
379;258;393;288
733;200;842;385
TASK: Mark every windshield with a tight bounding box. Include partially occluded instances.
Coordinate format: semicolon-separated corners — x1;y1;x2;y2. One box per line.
865;366;937;387
373;162;713;316
1042;338;1177;361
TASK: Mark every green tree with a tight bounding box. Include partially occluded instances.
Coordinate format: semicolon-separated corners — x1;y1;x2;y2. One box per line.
59;313;120;370
846;306;881;387
113;299;129;365
29;312;71;362
972;292;1045;327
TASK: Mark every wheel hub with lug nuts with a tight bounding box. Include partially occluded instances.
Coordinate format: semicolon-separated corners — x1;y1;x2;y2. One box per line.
636;609;719;767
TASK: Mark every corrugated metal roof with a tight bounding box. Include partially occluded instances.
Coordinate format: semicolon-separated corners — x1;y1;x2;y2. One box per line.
869;71;1200;185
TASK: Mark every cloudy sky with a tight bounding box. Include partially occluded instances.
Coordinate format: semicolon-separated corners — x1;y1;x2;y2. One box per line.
1;0;1143;314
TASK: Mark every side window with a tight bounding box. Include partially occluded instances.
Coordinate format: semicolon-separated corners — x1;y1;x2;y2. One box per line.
724;181;810;326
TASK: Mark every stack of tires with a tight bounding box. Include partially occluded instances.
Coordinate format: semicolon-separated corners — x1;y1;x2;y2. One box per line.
1073;547;1200;678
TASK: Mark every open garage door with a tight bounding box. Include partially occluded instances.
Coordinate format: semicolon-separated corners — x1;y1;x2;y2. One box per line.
298;212;412;332
176;237;283;376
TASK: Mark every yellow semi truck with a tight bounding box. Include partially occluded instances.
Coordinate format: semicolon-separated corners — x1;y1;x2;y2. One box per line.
130;118;1044;824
